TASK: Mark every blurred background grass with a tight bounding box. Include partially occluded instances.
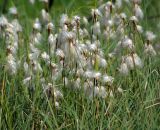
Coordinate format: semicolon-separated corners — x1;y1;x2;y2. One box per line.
1;0;160;36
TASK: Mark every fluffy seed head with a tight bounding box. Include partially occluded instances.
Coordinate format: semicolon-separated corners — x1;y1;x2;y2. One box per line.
33;18;41;31
134;4;143;19
146;31;156;41
119;62;129;76
9;7;17;15
144;43;157;56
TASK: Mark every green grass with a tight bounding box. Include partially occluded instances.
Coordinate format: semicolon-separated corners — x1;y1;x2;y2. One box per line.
0;0;160;129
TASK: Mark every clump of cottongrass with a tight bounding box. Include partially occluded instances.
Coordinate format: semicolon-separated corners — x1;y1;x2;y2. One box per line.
41;9;50;24
130;16;139;24
118;60;129;76
56;49;65;65
60;14;69;28
146;31;156;42
143;31;157;57
117;86;124;93
11;19;22;33
23;76;32;86
33;18;42;31
91;9;101;22
121;36;135;51
6;53;17;75
57;29;78;66
3;18;21;75
98;86;108;98
47;22;54;34
96;55;107;68
0;15;8;28
92;21;101;36
29;0;35;4
136;25;143;33
102;74;114;85
41;51;50;62
9;6;18;16
0;0;159;110
134;4;144;20
144;43;157;56
44;83;63;109
125;53;143;70
82;16;89;26
117;52;143;76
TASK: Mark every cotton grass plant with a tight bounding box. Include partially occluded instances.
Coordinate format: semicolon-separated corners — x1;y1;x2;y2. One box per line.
0;0;160;129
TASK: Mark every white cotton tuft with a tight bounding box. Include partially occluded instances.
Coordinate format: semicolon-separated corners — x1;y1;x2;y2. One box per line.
134;4;143;20
146;31;156;41
144;43;157;56
119;62;129;76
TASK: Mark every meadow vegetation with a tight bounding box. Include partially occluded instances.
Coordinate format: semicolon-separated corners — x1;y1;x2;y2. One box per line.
0;0;160;129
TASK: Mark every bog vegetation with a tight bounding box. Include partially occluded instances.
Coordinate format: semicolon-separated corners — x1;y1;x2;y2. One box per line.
0;0;160;129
